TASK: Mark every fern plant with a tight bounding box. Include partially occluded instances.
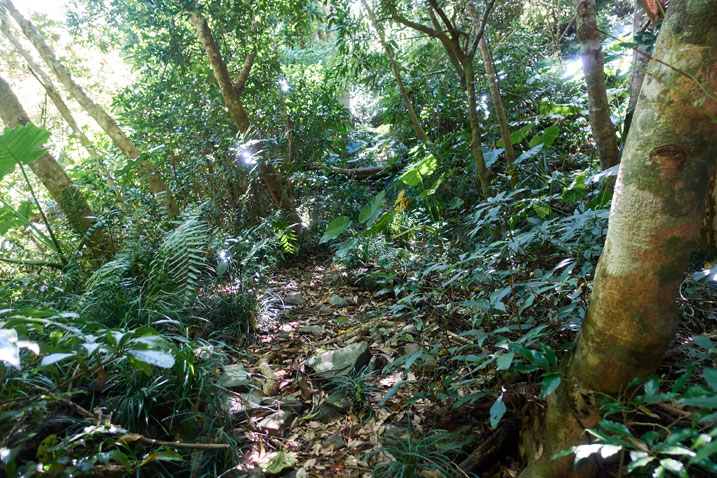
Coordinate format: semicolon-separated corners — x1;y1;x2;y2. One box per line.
145;215;211;313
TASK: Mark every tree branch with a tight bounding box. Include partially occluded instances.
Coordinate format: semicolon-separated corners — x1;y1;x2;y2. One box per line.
233;51;256;95
389;9;448;43
426;0;456;37
468;0;497;59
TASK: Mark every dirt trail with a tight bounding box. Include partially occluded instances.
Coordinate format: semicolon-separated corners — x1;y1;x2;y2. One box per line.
223;260;412;477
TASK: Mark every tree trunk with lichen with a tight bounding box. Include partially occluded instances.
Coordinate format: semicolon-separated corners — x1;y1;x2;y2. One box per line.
479;36;518;189
520;1;717;476
0;75;110;255
575;0;620;170
1;0;178;216
189;10;303;233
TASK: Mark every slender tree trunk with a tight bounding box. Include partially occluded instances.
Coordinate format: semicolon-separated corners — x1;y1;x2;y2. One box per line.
621;0;650;148
360;0;428;141
478;36;518;189
461;59;492;199
575;0;620;170
0;11;98;158
1;0;179;216
188;10;303;232
0;75;109;255
520;1;717;476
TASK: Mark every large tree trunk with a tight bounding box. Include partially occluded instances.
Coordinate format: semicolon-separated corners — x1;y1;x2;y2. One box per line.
478;36;518;189
1;0;179;216
575;0;620;170
0;11;98;159
520;1;717;476
360;0;428;142
188;10;303;232
0;75;109;255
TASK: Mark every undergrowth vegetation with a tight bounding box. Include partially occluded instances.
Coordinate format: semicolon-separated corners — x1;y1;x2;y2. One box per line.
1;0;716;477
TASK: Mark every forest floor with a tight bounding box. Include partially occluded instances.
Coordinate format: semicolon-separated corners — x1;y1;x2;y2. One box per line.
221;257;518;478
216;256;717;478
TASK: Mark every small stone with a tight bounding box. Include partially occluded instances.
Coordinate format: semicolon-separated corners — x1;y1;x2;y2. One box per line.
217;364;252;391
404;343;421;355
328;294;350;306
313;403;343;423
257;410;295;436
297;325;324;335
225;392;263;416
284;294;306;306
305;342;372;378
324;393;353;413
321;434;346;451
261;396;305;414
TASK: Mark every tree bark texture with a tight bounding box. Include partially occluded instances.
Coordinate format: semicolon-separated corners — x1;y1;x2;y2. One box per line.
188;10;303;231
1;0;178;216
361;0;428;142
520;1;717;476
478;36;518;189
575;0;620;170
462;59;492;199
0;11;99;159
0;75;109;254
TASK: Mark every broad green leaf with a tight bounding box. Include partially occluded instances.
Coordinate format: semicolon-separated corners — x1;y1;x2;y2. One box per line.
540;373;561;397
358;190;385;225
259;451;297;475
659;458;687;478
129;349;175;368
498;124;532;147
693;335;714;350
496;351;514;370
489;394;506;429
529;125;560;148
514;144;544;166
0;328;20;368
678;395;717;408
364;211;395;237
41;352;76;366
483;147;504;168
320;216;351;244
400;154;438;186
0;124;51;180
704;368;717;391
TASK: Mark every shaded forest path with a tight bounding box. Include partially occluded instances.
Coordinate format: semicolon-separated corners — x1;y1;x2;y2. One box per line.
218;259;486;477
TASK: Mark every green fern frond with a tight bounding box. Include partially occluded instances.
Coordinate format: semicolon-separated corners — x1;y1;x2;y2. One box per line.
147;216;211;310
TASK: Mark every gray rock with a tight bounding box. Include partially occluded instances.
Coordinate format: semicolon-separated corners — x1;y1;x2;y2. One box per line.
325;393;353;413
328;294;350;306
261;396;305;414
321;434;346;451
284;294;306;306
225;392;264;416
297;325;324;335
217;364;252;391
318;304;332;314
257;410;295;436
313;403;343;423
305;342;371;378
403;343;421;355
